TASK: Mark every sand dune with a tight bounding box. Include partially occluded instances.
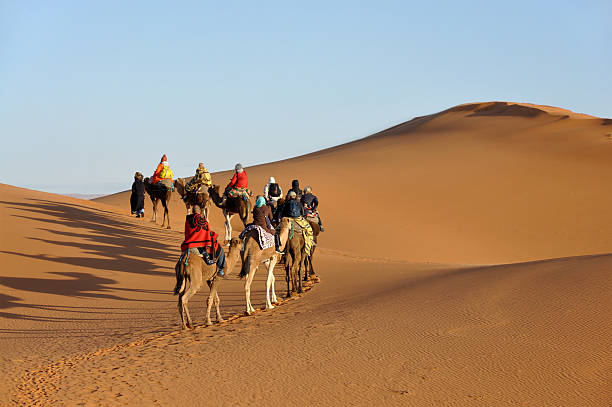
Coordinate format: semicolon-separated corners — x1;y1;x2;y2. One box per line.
2;101;611;406
98;101;612;264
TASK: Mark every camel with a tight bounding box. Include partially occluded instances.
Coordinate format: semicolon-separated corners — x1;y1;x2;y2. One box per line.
174;238;242;329
303;219;320;281
238;218;291;315
174;178;211;219
143;177;172;229
285;226;306;297
208;185;251;244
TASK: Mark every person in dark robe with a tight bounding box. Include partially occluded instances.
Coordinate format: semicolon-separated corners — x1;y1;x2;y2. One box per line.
130;172;145;217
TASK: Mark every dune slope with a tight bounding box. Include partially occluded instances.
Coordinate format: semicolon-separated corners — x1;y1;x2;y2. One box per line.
97;101;612;264
2;101;611;406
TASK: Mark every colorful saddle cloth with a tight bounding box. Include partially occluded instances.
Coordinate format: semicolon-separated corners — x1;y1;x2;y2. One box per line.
290;217;314;255
227;187;252;200
239;225;275;250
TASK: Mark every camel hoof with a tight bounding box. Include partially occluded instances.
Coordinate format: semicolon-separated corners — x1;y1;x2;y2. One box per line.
265;305;275;310
186;323;194;330
217;317;225;323
166;226;171;230
205;321;213;327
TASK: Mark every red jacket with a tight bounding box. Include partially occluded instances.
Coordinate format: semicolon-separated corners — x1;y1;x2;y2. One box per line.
181;213;220;255
227;170;248;189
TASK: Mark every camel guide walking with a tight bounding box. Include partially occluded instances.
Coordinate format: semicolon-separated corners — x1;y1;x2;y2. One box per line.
130;172;145;217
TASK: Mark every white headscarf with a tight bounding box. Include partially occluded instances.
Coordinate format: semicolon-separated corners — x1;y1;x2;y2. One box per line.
268;176;276;184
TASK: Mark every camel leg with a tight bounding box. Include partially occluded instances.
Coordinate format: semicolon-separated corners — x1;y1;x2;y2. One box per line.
163;199;171;229
214;291;223;322
178;292;187;330
264;259;275;310
244;264;258;315
285;253;293;298
181;285;199;329
151;199;157;223
297;253;304;294
223;212;232;244
264;257;279;306
270;256;279;304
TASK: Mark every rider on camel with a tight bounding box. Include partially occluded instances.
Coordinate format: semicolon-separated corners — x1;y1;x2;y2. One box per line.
180;205;226;277
150;154;174;190
251;195;284;253
301;186;324;232
221;163;250;206
286;179;302;200
281;190;314;255
264;176;282;205
184;162;212;200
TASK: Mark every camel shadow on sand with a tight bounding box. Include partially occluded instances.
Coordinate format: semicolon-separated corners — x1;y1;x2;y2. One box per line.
0;198;179;326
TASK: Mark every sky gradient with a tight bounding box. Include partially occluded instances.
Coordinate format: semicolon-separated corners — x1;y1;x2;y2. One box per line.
1;1;610;194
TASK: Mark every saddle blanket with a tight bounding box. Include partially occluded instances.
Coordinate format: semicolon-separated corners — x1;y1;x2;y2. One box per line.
227;187;252;200
239;224;275;250
291;217;314;256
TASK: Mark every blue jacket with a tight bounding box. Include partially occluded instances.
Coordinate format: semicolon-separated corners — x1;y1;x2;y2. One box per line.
283;199;304;218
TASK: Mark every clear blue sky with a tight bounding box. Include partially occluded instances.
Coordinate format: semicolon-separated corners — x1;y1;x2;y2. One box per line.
1;1;610;194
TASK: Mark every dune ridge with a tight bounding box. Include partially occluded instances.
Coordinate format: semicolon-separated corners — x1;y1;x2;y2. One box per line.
2;101;611;406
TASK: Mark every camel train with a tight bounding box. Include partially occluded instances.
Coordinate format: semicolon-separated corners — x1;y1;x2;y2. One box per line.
140;161;321;329
167;185;320;329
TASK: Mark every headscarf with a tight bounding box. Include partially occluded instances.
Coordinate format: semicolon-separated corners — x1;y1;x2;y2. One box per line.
255;196;266;207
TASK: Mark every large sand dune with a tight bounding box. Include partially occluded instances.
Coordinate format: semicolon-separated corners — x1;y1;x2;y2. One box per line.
98;101;612;264
1;101;611;406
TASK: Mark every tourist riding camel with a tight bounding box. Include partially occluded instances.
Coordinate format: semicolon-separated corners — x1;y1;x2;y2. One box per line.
184;162;212;199
301;186;324;232
264;176;282;205
286;179;302;200
130;172;145;217
180;205;226;277
282;190;315;255
250;195;284;253
221;163;251;206
150;154;174;190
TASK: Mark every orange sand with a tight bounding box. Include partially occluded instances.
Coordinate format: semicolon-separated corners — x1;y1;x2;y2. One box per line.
1;101;611;406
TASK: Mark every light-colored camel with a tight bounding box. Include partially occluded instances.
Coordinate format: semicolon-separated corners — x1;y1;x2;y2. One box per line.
238;218;291;315
144;177;172;229
174;178;211;219
174;238;241;329
209;185;251;244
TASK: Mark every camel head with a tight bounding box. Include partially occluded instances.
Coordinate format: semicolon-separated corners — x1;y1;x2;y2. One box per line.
174;178;186;196
208;185;223;206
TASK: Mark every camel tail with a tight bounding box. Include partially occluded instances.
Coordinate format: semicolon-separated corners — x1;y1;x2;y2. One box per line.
173;260;187;295
239;255;250;279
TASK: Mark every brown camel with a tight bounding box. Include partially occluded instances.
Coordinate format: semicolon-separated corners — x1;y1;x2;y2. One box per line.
174;178;211;219
238;219;291;315
143;177;172;229
208;185;251;243
174;238;242;330
284;223;307;297
303;219;320;281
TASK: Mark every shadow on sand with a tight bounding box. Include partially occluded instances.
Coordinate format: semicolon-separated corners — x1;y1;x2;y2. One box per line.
0;198;180;324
